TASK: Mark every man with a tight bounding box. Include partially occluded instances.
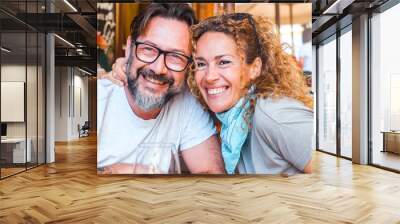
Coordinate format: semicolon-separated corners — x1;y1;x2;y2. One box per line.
98;3;225;174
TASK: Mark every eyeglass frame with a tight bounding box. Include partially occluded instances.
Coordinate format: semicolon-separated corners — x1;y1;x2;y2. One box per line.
132;41;193;72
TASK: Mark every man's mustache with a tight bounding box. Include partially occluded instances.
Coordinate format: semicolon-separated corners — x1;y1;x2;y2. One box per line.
137;68;174;86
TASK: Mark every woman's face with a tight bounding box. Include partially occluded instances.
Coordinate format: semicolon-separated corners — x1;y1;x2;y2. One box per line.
194;32;258;113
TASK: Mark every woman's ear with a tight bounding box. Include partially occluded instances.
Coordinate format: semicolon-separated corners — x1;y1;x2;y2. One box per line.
249;57;262;81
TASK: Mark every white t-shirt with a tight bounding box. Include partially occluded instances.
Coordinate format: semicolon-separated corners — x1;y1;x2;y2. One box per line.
97;79;216;169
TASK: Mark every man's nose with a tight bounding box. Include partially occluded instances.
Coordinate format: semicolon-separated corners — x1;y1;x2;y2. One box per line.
150;53;169;75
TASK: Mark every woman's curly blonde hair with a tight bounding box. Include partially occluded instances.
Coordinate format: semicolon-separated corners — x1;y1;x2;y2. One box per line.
187;13;313;112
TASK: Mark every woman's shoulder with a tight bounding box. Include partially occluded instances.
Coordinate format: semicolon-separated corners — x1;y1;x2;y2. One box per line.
253;97;313;125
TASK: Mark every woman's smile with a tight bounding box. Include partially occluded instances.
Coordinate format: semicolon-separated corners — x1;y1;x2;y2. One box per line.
207;87;227;95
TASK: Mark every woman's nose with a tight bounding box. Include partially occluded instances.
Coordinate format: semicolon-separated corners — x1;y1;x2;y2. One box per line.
204;65;219;83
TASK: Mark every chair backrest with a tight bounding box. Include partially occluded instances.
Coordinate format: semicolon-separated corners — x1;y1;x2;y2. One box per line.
82;121;90;129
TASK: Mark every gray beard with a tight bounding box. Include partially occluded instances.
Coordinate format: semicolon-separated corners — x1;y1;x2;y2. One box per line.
127;71;184;112
130;80;169;112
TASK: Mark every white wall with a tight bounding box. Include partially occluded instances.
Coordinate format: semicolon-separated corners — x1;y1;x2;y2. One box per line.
55;67;69;141
1;65;34;138
1;64;46;164
54;67;89;141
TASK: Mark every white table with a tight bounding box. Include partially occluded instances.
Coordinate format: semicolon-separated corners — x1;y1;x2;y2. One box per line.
1;138;31;163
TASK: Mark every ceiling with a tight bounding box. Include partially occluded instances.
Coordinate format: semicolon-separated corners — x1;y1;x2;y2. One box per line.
1;32;45;65
0;0;97;74
312;0;390;44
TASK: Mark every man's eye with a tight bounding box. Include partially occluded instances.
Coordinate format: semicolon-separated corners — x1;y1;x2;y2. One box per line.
143;46;156;52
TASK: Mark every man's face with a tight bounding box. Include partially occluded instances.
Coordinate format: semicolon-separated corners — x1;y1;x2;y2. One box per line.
127;16;191;111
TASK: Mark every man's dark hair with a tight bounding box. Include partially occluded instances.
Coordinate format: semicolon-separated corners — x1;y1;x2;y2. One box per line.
130;3;197;41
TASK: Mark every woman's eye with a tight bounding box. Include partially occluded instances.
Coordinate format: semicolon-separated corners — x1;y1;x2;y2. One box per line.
196;62;206;68
219;60;231;65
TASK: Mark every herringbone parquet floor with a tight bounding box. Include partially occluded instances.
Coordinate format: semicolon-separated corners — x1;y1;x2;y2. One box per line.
1;135;400;223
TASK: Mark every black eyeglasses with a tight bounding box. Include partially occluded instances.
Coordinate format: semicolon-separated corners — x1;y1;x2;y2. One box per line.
134;41;192;72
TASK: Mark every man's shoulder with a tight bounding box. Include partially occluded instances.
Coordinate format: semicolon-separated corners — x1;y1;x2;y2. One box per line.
168;87;202;109
98;79;118;101
98;78;115;88
163;87;210;128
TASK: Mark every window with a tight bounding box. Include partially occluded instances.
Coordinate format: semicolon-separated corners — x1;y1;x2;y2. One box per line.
370;2;400;171
317;37;337;154
0;0;46;179
339;28;352;158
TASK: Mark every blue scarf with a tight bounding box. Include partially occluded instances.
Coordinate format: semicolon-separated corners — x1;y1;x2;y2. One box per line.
216;97;252;174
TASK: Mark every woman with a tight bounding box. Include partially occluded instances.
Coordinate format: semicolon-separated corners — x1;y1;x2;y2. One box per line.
188;13;313;175
109;13;313;175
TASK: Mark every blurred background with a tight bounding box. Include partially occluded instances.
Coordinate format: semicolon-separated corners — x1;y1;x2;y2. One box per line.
97;3;312;77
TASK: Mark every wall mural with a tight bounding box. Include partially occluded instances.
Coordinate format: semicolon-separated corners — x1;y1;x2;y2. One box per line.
96;3;313;176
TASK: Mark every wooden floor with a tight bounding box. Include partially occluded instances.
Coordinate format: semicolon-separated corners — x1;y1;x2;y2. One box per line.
373;151;400;171
0;167;26;178
1;135;400;223
1;164;44;178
